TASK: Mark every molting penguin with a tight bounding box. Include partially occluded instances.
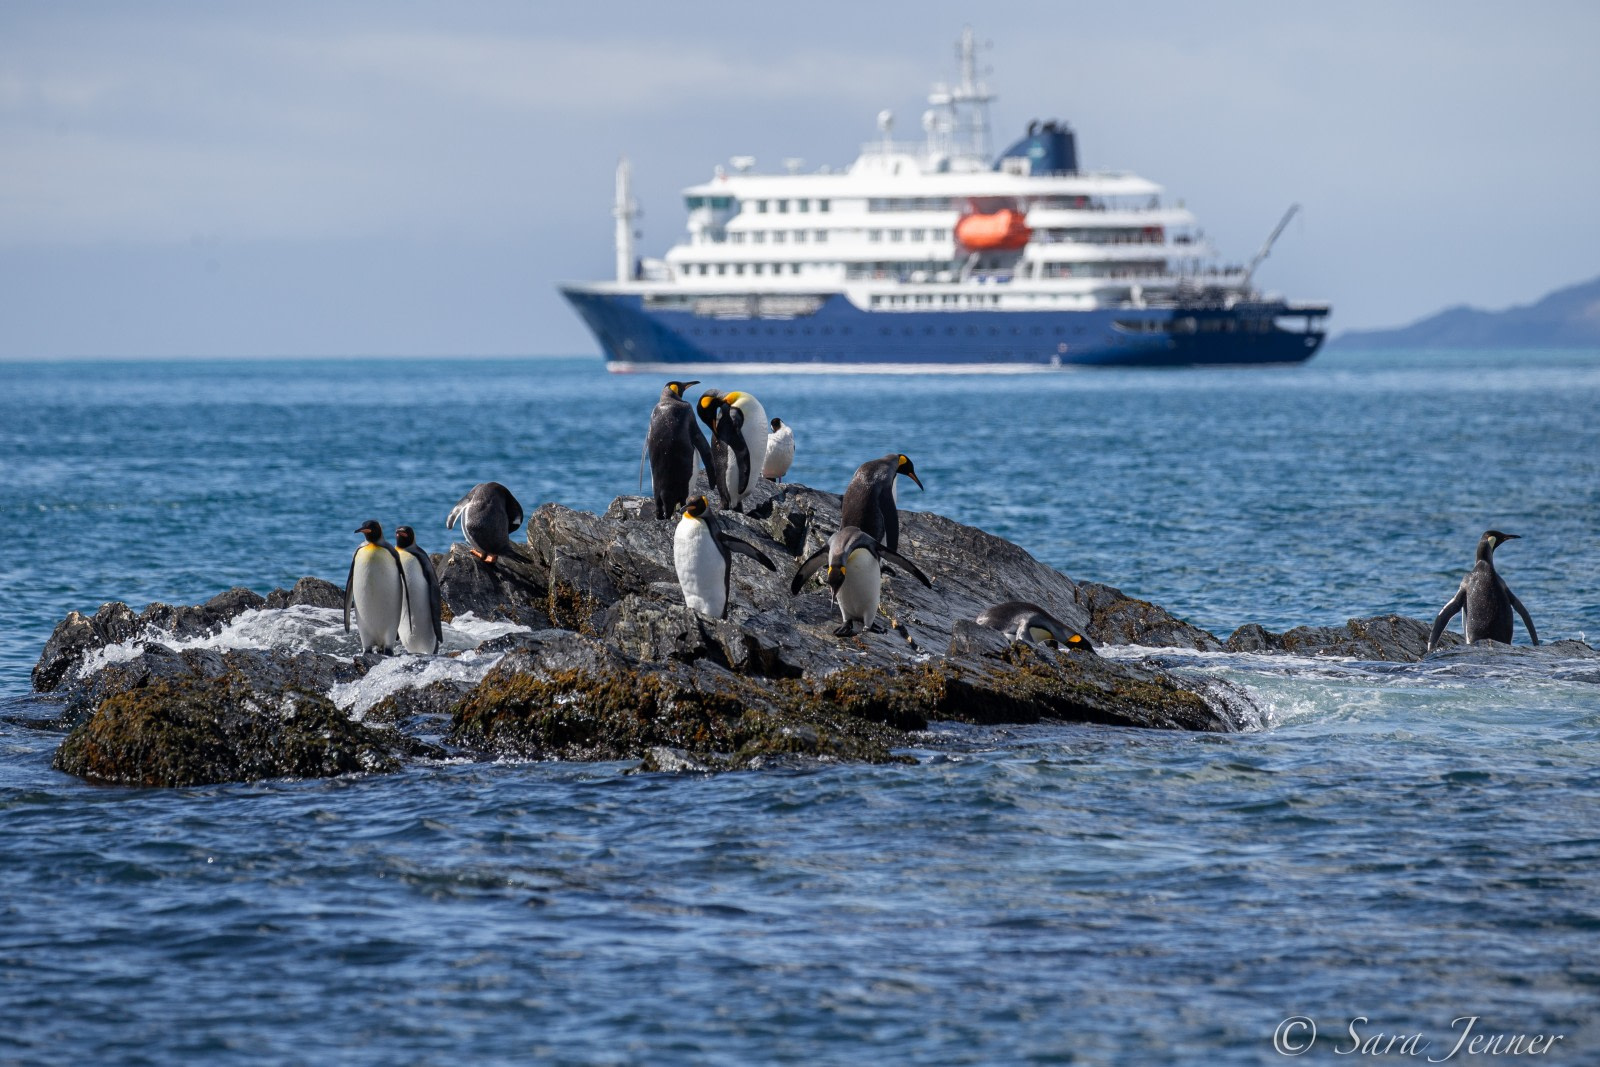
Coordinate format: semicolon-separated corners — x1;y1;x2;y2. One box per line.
762;417;794;482
790;526;932;637
344;519;411;654
977;601;1094;653
673;495;777;619
446;482;524;564
645;380;714;521
841;453;924;553
1428;530;1540;651
394;525;444;655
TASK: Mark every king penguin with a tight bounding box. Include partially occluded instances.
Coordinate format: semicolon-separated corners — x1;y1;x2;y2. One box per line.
394;525;444;655
790;525;932;636
1427;530;1540;651
696;390;745;511
673;496;777;619
977;601;1094;653
841;453;924;553
645;380;714;521
763;417;794;482
446;482;524;564
344;519;411;654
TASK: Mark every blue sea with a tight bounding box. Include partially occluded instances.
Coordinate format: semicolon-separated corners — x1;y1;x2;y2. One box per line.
2;351;1598;1064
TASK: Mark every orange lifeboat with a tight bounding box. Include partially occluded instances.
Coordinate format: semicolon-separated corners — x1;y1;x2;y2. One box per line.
954;209;1031;251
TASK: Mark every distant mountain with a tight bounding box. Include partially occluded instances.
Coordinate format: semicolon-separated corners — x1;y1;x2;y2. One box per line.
1335;274;1600;349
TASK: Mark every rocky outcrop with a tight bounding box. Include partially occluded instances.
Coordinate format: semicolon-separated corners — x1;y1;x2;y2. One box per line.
37;483;1262;785
1225;615;1465;662
53;672;402;787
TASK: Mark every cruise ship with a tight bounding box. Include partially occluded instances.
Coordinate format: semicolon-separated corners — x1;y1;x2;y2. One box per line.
561;30;1330;371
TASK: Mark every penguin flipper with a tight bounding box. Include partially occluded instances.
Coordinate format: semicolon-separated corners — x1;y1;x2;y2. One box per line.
883;499;900;555
720;535;777;571
790;547;828;595
691;419;714;480
1428;585;1467;651
880;548;932;588
384;544;412;637
343;552;357;632
445;493;472;531
500;486;525;533
1506;585;1539;646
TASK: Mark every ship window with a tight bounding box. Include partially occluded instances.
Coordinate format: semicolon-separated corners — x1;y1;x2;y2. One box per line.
797;199;809;213
790;263;801;274
818;199;830;212
795;230;807;243
685;196;705;210
815;231;828;243
773;231;786;244
730;232;744;244
889;230;903;241
777;199;789;213
755;200;768;213
716;264;726;275
734;264;745;275
752;232;765;244
910;229;925;241
868;230;883;242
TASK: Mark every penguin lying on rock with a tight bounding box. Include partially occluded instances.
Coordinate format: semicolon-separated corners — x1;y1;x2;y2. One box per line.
977;601;1094;653
1428;530;1539;652
791;526;932;637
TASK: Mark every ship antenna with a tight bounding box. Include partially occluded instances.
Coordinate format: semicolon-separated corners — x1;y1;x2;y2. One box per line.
952;26;995;160
614;156;638;283
1243;203;1301;290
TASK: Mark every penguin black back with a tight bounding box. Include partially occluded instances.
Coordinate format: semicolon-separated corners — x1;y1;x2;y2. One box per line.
1428;530;1539;651
646;380;713;520
446;482;524;564
841;452;924;552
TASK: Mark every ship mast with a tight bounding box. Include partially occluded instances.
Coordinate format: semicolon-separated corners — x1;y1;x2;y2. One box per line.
614;156;637;283
951;27;993;161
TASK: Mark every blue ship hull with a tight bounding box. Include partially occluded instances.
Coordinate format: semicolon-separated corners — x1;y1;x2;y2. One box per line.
561;290;1327;370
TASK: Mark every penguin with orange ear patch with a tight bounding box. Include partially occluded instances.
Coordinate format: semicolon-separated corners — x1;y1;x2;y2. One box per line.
976;601;1095;654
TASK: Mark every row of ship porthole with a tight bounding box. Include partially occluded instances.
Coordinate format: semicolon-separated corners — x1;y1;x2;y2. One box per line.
685;324;1088;338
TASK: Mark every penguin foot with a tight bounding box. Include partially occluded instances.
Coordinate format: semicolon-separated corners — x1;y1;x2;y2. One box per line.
833;622;858;637
868;621;887;634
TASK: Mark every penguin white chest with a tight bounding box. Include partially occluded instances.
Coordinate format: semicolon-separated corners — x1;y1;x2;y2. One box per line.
674;518;728;619
352;545;405;652
397;552;437;654
835;547;881;626
728;395;769;500
763;425;794;480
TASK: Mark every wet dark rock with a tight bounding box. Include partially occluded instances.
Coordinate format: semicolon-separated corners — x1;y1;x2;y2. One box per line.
434;543;552;628
1225;614;1464;662
53;672;401;787
263;576;344;611
1075;582;1222;651
32;601;140;693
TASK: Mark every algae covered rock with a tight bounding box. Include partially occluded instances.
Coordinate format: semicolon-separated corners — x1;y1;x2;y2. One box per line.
1225;614;1463;662
53;672;401;787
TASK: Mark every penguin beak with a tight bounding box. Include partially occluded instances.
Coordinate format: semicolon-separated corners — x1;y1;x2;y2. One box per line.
908;471;925;492
1501;533;1520;541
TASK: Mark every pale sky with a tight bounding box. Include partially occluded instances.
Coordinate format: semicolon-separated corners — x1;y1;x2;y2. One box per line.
2;1;1596;357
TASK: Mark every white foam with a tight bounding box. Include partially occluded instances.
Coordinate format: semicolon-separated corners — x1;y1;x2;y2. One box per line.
330;650;507;718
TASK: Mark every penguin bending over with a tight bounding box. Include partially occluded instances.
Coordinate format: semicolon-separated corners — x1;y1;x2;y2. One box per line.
394;525;444;655
446;481;524;564
1428;530;1539;651
763;417;794;482
645;380;714;520
673;496;777;619
791;526;932;637
841;453;923;553
697;389;767;511
977;601;1094;653
344;519;411;654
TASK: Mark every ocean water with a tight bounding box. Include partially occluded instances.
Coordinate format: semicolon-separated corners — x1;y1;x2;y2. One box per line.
2;350;1598;1064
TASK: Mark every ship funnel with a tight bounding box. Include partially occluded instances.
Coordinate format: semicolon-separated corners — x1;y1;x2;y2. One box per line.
995;123;1078;175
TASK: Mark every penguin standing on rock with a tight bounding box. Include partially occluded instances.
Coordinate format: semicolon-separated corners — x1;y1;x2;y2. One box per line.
977;601;1094;653
645;380;714;520
841;453;924;553
697;389;768;511
344;520;411;654
673;496;777;619
791;526;932;637
394;525;444;655
1428;530;1540;651
446;482;524;564
763;417;794;482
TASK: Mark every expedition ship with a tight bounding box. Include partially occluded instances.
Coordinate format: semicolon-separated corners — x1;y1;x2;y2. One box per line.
561;30;1329;371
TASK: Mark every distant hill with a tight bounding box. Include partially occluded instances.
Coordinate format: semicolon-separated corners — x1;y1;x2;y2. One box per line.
1335;274;1600;349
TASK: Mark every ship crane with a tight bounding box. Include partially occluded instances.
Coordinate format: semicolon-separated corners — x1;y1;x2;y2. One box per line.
1242;203;1300;289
